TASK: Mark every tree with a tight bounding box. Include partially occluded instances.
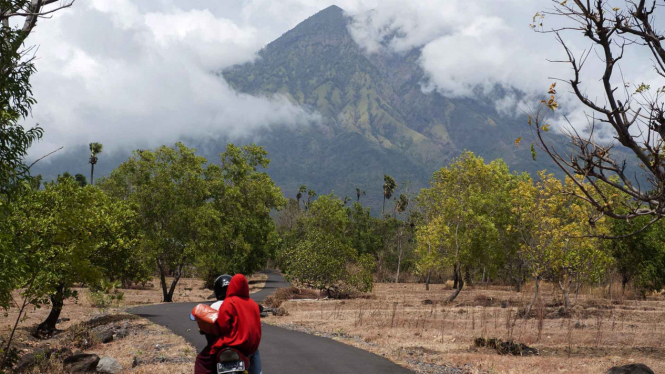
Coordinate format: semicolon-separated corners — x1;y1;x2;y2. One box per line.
88;142;103;185
7;177;143;335
280;194;374;296
100;143;284;301
74;173;87;187
355;187;365;202
416;152;512;302
195;144;285;287
532;0;665;230
382;174;397;215
510;172;612;314
305;189;317;210
297;185;307;209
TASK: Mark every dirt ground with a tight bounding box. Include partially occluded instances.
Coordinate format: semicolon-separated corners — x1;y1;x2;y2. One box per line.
0;273;267;373
263;281;665;374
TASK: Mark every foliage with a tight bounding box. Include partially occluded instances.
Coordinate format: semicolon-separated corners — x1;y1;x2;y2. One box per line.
5;176;144;331
416;152;515;300
510;172;613;309
99;143;284;300
280;194;374;296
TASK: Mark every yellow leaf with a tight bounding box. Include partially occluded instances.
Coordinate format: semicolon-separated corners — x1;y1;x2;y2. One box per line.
561;0;568;5
515;137;522;147
612;7;620;11
542;124;551;132
528;117;532;126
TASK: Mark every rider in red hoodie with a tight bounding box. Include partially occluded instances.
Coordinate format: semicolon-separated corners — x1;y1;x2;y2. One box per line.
212;274;261;355
194;274;262;374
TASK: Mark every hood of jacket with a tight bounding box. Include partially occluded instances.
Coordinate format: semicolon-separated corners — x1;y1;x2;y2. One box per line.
226;274;250;299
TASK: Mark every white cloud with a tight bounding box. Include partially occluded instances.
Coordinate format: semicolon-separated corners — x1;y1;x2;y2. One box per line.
23;0;665;158
25;1;319;157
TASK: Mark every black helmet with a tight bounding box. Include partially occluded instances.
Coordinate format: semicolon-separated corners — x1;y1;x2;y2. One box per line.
214;274;232;300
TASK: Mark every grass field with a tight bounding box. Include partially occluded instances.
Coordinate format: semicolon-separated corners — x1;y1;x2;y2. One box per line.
264;280;665;374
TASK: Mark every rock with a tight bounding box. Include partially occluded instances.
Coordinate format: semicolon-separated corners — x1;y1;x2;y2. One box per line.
606;364;655;374
422;299;434;305
63;353;100;373
131;356;142;368
56;317;71;323
115;328;129;339
96;356;122;373
95;329;114;344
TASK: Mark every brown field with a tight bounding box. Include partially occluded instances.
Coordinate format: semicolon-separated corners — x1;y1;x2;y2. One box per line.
1;273;267;373
263;281;665;374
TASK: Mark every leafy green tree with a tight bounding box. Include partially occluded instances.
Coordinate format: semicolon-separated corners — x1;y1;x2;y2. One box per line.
510;172;612;313
280;194;374;296
416;152;512;301
7;177;143;334
88;142;103;185
100;143;284;300
100;143;212;302
610;216;665;297
382;174;397;215
74;173;88;187
196;144;285;287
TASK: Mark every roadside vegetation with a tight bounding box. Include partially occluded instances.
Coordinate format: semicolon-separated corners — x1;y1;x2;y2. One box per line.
3;0;665;373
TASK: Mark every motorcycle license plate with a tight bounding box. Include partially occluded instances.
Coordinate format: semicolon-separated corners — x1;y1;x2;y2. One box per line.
217;360;245;373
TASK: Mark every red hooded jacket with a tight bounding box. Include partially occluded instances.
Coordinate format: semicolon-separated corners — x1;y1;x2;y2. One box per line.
211;274;261;356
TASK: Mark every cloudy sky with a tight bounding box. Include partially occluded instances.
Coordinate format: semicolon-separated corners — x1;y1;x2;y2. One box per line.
23;0;660;157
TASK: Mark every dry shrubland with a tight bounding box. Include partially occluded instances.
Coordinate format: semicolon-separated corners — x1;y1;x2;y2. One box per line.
264;280;665;374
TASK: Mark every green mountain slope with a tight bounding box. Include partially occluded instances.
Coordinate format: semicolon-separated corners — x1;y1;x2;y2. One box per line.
32;5;566;212
221;5;555;203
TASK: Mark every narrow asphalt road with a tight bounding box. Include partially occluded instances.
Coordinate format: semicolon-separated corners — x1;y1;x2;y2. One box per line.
128;270;412;373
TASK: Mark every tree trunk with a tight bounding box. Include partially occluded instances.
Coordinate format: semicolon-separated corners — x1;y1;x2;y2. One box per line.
425;270;431;291
395;235;402;283
524;276;540;318
558;279;571;310
622;274;629;295
165;264;183;302
158;260;170;302
90;163;95;186
35;284;65;336
453;264;459;289
448;265;464;302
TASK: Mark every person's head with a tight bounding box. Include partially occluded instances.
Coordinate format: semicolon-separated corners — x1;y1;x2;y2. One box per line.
213;274;232;301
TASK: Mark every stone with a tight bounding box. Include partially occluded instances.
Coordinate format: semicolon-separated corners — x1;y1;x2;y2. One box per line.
96;356;123;373
606;364;655;374
115;328;129;339
94;329;114;344
63;353;100;373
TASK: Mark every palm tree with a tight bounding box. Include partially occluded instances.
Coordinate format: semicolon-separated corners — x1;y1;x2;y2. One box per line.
89;142;103;185
306;189;317;210
296;185;307;209
382;174;397;215
395;193;409;217
356;188;366;202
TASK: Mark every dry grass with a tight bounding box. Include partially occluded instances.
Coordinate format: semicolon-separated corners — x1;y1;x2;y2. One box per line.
1;272;268;373
263;281;665;374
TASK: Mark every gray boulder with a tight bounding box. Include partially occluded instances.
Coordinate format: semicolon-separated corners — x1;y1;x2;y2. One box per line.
606;364;655;374
63;353;100;373
94;329;114;344
96;356;123;374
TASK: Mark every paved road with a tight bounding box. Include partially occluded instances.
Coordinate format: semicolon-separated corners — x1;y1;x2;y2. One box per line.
128;270;412;373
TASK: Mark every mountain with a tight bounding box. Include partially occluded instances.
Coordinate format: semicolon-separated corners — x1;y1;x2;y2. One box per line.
32;5;559;212
220;5;554;203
